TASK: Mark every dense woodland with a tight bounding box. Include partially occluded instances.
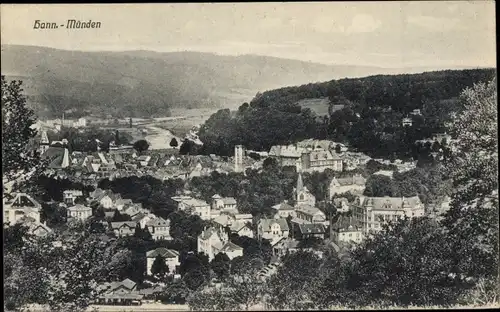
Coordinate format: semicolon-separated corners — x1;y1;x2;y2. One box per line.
198;69;495;159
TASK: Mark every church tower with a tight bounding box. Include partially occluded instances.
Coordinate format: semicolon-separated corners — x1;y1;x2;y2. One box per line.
234;145;244;173
39;129;50;155
294;173;316;207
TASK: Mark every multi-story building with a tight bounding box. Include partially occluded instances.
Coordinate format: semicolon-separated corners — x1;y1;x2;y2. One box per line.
67;204;92;221
197;227;243;260
351;196;425;235
3;193;41;226
294;205;327;224
211;194;237;212
257;218;290;241
110;221;137;237
328;174;366;199
269;144;343;172
272;201;296;219
146;217;172;241
330;215;364;244
63;190;84;206
177;197;211;220
146;248;180;275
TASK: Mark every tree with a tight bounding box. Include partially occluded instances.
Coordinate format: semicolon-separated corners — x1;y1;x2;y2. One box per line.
441;78;498;298
266;250;322;310
1;76;45;187
210;252;230;281
133;139;150;153
332;217;461;307
151;255;170;280
179;139;193;155
363;174;394;197
169;138;178;148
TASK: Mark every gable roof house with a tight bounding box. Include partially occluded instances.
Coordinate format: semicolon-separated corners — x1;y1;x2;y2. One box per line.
110;221;137;237
146;248;180;275
257;218;290;241
297;223;327;240
146;217;172;240
3;193;42;226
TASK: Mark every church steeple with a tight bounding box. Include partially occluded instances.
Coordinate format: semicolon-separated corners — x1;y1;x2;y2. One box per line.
296;172;304;194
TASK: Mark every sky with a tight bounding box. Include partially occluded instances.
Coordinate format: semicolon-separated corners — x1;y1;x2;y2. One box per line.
1;2;496;68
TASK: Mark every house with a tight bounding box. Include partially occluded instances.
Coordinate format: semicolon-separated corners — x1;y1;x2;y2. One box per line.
132;212;155;229
229;221;254;238
3;193;41;226
294;205;327;224
137;155;152;167
272;201;296;219
331;215;364;244
296;223;327;240
198;227;234;261
402;117;413;127
218;241;244;260
257;218;290;241
351;196;425;235
146;217;172;240
96;279;143;305
211;194;238;211
294;173;316;207
63;190;84;205
67;204;92;221
115;198;133;211
110;221;137;237
146;248;180;275
329;175;366;199
26;221;52;237
176;197;211;220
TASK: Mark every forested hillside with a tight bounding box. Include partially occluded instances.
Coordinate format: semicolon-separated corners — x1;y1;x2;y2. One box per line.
198;68;496;159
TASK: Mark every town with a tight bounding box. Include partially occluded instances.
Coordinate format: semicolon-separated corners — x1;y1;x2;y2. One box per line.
2;2;498;312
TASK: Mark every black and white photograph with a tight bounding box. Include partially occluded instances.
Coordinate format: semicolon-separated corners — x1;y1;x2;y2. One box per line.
1;2;498;311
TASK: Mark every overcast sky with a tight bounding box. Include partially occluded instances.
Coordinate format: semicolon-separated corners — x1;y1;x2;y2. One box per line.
1;2;496;68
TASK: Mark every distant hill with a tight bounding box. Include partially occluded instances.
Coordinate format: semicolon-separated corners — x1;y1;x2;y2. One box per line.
2;44;467;119
197;68;496;158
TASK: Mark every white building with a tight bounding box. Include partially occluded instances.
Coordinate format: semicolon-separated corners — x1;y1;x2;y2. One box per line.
257;218;290;241
351;196;425;235
331;215;364;244
63;190;84;206
329;175;366;199
175;197;211;220
146;217;172;241
67;204;93;221
197;227;243;261
211;194;237;211
3;193;41;226
272;201;296;219
146;248;180;275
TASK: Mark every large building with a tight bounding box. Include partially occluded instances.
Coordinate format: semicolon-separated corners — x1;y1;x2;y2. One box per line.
257;218;290;241
351;196;425;235
268;144;343;172
3;193;41;226
329;174;366;199
146;247;180;275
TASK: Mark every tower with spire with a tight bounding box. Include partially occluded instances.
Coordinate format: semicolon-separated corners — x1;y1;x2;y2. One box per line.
38;129;50;155
293;172;316;207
